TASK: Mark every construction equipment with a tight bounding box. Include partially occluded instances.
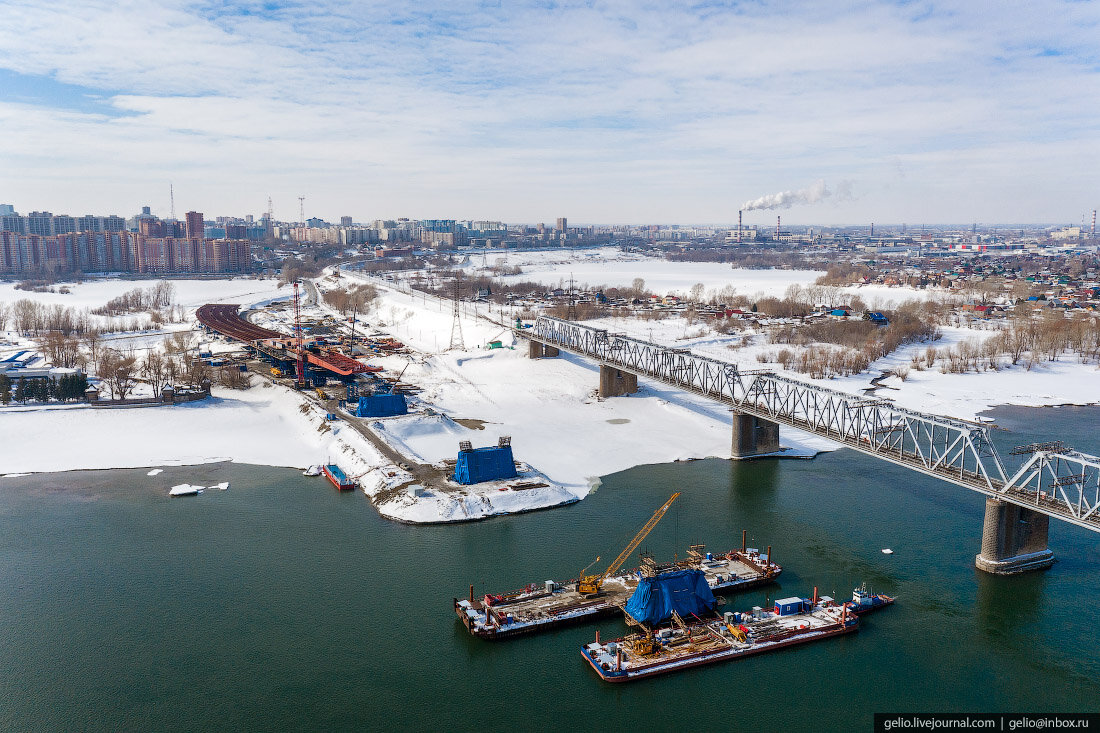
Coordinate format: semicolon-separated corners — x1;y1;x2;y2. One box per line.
270;367;283;377
577;492;681;597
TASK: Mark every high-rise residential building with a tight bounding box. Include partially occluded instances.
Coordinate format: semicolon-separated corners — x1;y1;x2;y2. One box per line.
53;215;76;235
1;214;25;233
340;216;353;227
27;212;54;236
556;217;567;232
185;211;204;239
139;218;166;237
77;215;102;233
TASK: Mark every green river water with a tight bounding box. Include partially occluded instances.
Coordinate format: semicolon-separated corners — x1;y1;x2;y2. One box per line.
1;405;1098;731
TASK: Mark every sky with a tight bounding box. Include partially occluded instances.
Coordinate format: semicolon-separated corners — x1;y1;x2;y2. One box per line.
0;1;1098;226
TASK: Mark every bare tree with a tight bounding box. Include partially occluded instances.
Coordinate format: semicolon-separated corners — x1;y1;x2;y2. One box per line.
98;349;138;399
82;330;103;371
43;331;82;368
141;351;170;395
0;302;8;331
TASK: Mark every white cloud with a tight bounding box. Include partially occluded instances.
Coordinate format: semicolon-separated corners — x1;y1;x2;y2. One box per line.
0;0;1098;223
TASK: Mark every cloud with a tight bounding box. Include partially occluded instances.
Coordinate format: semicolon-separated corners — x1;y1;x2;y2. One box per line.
0;1;1097;223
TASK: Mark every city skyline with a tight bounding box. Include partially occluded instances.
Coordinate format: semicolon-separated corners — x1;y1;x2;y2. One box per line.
1;1;1098;224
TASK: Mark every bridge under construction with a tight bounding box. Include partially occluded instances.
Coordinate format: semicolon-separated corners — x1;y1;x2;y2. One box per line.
195;303;375;380
522;315;1100;575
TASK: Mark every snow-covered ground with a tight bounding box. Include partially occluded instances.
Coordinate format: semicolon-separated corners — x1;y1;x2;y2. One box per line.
3;253;1099;525
1;380;383;475
0;276;288;313
457;246;935;306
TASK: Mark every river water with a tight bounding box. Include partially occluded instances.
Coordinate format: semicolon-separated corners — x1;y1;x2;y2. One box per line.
2;406;1098;731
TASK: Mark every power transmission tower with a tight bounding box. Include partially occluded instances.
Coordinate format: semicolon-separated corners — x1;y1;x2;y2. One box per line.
449;274;465;351
566;273;578;321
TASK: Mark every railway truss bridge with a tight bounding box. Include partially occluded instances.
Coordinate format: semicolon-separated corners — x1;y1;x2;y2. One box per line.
522;315;1100;575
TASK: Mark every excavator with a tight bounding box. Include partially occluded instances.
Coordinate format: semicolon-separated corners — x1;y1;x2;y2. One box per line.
576;492;680;598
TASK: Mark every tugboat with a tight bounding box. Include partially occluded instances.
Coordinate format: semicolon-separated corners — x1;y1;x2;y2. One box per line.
844;582;895;615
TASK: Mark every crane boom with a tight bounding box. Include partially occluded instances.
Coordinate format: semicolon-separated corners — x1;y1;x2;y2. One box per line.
577;492;680;596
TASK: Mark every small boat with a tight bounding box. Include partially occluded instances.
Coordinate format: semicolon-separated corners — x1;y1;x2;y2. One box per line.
303;465;323;477
169;484;203;497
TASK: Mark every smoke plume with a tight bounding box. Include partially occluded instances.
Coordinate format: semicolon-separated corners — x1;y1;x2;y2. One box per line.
741;179;832;211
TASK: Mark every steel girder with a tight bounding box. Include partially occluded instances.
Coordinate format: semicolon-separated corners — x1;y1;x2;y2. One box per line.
528;315;1100;534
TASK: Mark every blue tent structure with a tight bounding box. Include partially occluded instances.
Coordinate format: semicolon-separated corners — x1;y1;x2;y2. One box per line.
623;569;717;626
355;393;407;417
453;445;517;485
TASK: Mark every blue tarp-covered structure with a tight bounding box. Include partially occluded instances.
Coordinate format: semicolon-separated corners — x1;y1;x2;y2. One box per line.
623;569;717;626
355;393;407;417
453;445;517;485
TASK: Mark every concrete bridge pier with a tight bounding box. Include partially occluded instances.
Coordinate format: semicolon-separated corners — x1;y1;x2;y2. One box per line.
731;411;781;459
975;498;1055;574
598;364;638;398
527;340;559;359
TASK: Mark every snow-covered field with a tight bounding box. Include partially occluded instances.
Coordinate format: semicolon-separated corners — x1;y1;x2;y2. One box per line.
1;381;383;474
3;253;1099;524
0;276;288;313
459;246;935;306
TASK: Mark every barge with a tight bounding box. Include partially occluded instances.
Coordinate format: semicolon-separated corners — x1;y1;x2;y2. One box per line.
582;592;860;682
322;464;357;490
455;542;780;640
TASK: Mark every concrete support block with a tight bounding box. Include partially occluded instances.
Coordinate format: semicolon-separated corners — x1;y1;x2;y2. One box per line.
731;411;781;459
598;364;639;398
975;497;1055;574
527;341;559;359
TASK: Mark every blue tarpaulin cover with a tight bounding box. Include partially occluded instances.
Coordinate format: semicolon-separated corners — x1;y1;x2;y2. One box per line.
355;393;407;417
623;569;717;626
453;445;517;485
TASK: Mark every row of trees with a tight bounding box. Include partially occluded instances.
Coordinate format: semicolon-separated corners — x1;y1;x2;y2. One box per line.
321;283;379;316
0;372;88;405
90;281;176;316
921;314;1100;374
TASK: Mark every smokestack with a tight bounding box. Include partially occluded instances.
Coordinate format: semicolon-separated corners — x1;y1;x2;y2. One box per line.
870;222;874;237
1093;210;1096;236
738;210;743;243
741;529;747;553
775;216;780;240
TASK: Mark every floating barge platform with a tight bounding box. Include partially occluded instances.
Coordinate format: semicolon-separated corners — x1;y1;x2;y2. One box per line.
322;464;357;491
455;544;780;640
581;592;866;682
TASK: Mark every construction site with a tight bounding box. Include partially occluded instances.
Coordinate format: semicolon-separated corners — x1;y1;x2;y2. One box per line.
194;279;567;520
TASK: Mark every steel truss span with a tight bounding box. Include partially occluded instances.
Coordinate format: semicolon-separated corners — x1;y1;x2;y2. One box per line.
529;316;1100;534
